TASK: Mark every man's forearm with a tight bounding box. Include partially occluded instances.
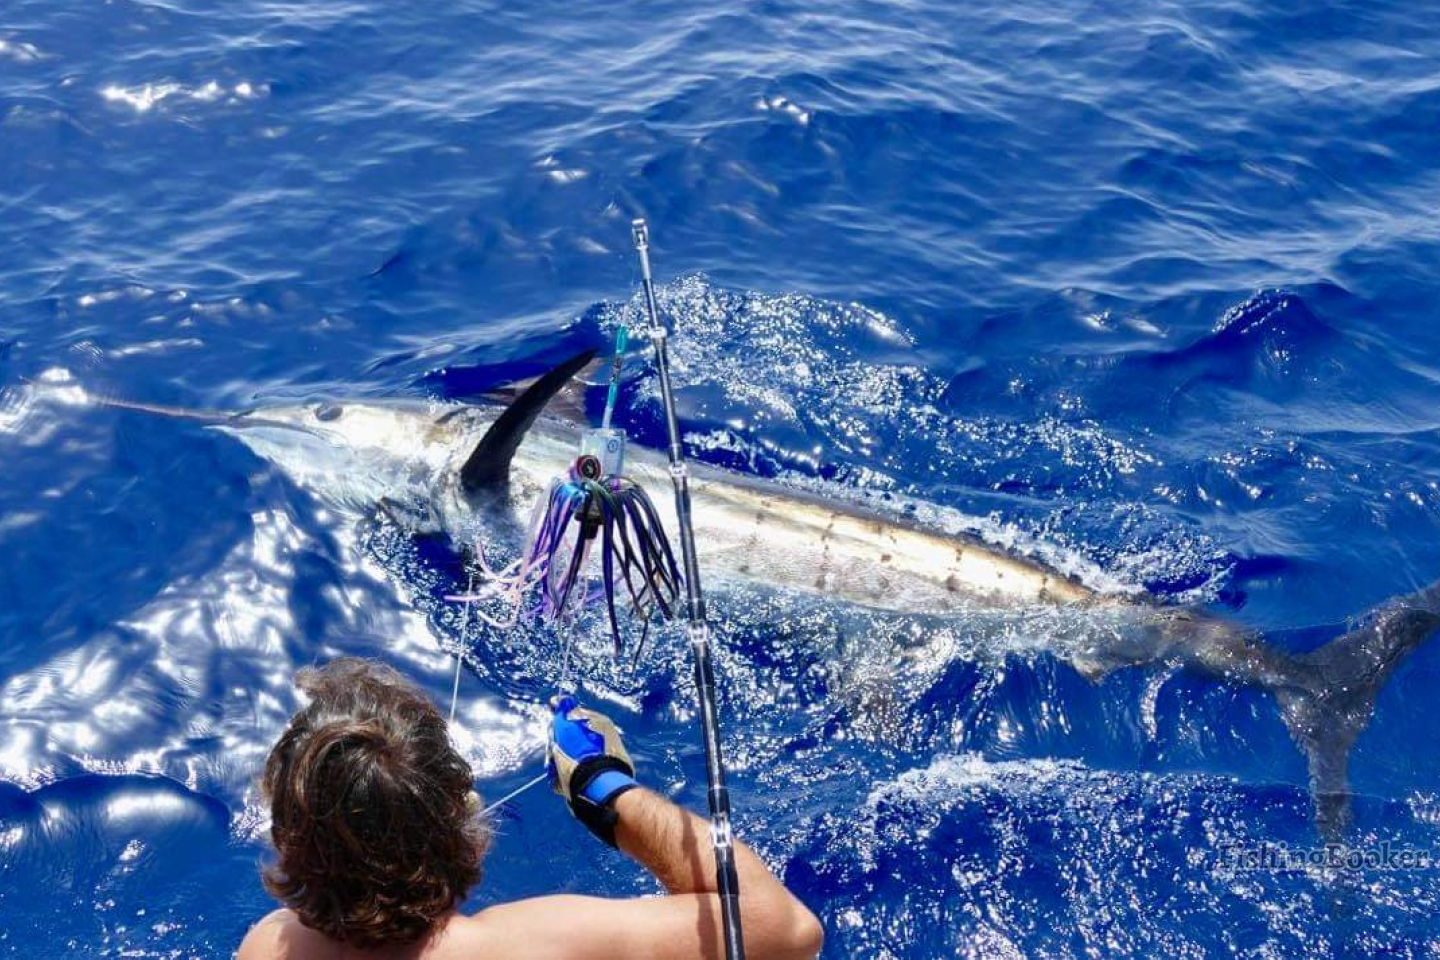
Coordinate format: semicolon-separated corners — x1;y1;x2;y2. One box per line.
612;787;782;899
547;699;822;958
610;788;823;959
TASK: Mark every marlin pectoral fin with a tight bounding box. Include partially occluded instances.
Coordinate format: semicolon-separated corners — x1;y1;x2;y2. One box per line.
459;348;597;494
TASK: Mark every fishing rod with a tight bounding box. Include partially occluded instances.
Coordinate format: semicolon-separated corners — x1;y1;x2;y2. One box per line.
632;219;746;960
447;223;745;959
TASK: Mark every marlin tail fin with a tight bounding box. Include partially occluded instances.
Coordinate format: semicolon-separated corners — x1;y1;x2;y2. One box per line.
1275;580;1440;837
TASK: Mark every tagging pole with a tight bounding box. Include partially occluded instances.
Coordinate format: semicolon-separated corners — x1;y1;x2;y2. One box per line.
632;219;745;960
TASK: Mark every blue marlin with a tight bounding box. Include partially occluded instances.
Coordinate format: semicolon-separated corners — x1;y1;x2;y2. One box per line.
98;353;1440;836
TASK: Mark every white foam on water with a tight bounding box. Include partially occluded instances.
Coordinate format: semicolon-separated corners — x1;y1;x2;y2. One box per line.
867;752;1089;809
537;156;588;184
756;94;812;125
77;286;155;308
0;37;42;63
0;368;92;441
107;339;205;359
100;81;266;113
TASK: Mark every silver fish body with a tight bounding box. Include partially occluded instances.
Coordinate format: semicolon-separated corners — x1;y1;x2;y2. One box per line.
222;397;1439;838
232;401;1101;615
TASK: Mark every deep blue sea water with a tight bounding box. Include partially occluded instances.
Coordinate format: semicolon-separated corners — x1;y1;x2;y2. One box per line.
4;0;1440;956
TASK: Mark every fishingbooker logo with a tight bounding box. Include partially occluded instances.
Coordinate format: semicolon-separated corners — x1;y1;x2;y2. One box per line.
1218;841;1440;874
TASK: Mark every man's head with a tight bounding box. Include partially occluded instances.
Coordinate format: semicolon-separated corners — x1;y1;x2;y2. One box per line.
262;657;488;947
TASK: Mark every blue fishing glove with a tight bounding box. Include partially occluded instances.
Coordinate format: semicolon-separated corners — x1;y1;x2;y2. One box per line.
548;695;638;847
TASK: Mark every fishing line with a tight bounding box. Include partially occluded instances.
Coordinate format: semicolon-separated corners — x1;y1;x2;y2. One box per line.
476;771;551;818
449;565;584;819
472;615;586;817
557;617;578;692
449;657;463;726
449;571;477;726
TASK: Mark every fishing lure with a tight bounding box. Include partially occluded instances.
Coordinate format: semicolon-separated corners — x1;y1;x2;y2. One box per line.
524;457;681;653
452;317;681;657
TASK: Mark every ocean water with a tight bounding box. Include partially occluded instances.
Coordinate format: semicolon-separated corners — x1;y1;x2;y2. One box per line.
3;0;1440;956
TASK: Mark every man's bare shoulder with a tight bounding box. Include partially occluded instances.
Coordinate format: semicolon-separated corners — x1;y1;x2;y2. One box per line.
235;901;600;960
235;909;400;960
439;896;627;960
236;909;307;960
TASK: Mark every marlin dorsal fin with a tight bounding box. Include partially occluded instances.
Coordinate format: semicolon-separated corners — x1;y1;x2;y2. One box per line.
459;349;597;493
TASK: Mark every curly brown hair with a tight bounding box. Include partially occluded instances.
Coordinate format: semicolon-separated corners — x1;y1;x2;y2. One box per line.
261;657;489;947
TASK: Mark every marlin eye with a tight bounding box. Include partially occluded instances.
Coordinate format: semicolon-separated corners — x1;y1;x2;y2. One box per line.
315;403;344;422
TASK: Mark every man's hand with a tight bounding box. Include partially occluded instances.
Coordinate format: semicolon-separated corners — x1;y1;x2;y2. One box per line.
548;695;639;847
